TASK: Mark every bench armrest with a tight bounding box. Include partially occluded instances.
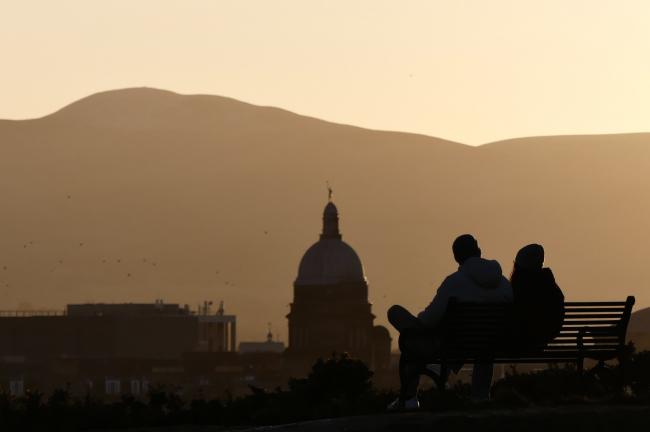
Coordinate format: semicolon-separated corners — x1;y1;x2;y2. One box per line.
577;325;624;353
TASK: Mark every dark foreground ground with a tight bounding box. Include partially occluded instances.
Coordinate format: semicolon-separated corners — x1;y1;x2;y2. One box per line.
99;405;650;432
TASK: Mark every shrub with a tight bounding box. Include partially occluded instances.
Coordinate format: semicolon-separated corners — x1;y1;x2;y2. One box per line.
627;350;650;398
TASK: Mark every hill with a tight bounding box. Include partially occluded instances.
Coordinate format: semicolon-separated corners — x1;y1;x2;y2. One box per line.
1;87;649;343
629;307;650;349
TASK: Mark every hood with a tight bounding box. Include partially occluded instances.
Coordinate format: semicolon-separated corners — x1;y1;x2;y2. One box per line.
460;257;504;289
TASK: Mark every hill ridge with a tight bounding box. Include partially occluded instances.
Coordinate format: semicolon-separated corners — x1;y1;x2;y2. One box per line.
8;87;650;148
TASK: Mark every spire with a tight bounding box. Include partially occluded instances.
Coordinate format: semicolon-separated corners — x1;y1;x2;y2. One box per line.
320;182;341;239
320;201;341;240
267;322;273;342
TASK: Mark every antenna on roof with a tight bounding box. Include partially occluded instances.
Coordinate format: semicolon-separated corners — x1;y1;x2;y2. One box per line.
217;300;224;316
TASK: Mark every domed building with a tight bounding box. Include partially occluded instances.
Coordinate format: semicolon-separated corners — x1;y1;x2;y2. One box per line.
286;199;391;371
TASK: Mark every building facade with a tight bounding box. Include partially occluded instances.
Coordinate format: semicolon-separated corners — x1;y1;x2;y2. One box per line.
0;301;241;397
286;200;391;371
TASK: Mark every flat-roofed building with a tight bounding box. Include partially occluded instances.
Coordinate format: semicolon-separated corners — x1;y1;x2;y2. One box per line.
0;300;242;397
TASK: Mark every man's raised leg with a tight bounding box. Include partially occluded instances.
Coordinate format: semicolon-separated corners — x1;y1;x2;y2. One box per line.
387;305;420;332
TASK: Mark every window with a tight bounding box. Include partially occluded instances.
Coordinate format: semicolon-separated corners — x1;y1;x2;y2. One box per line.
105;379;121;395
9;380;24;397
130;380;141;395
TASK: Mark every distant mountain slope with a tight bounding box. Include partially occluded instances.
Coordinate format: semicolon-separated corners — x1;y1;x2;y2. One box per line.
628;307;650;350
631;307;650;331
0;87;649;343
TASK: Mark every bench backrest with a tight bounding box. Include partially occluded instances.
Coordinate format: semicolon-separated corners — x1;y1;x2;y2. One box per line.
440;299;513;359
439;296;635;359
547;297;635;356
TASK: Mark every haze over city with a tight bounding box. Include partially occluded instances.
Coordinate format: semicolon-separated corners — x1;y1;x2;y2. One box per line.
4;2;650;430
1;86;649;344
2;1;650;344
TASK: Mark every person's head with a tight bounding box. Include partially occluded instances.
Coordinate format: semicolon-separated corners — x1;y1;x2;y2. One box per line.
514;243;545;272
452;234;481;265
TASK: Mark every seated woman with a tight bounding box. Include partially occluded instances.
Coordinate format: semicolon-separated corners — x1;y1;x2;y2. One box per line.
510;244;565;350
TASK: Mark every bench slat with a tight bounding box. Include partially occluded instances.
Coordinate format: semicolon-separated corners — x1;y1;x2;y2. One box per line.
428;352;622;362
564;313;624;319
564;302;627;306
545;344;620;350
542;331;620;337
564;307;626;312
560;320;621;325
552;337;619;342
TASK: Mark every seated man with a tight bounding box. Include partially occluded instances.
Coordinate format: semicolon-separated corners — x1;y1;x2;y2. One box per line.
387;234;512;410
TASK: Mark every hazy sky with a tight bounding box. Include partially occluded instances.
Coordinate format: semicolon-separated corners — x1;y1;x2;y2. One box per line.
2;0;650;144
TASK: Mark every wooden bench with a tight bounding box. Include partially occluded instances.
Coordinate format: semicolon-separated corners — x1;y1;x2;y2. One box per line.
401;296;635;388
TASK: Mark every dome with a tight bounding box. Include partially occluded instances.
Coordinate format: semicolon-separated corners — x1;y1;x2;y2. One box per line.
294;200;366;286
295;238;366;286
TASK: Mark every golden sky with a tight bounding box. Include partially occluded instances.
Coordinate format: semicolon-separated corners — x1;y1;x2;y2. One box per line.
2;0;649;144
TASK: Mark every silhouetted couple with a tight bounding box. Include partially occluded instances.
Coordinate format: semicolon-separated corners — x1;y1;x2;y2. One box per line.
387;234;564;411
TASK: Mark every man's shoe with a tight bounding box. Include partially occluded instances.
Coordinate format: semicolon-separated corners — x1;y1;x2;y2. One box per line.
404;396;420;410
386;397;401;412
387;396;420;412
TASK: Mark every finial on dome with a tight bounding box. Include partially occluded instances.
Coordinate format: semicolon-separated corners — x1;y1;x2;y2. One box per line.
267;322;273;342
326;181;333;202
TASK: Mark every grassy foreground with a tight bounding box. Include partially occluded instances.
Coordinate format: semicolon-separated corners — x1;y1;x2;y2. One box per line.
4;349;650;431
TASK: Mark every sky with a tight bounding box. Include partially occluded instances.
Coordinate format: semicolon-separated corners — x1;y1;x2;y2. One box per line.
1;0;650;144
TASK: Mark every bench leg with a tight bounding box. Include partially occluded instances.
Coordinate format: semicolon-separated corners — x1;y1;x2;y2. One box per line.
436;363;449;391
618;354;628;390
419;363;449;391
577;357;584;374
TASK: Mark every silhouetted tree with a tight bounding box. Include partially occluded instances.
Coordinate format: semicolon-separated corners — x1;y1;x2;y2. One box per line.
289;353;374;402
